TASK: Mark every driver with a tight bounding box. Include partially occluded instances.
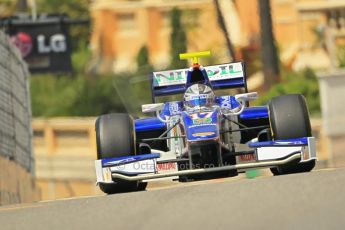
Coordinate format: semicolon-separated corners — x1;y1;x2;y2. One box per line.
183;84;215;111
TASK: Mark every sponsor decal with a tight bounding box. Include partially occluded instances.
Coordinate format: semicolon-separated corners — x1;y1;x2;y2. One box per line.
10;32;33;57
153;63;244;87
156;162;177;172
156;162;178;175
192;117;212;125
239;154;256;162
218;95;240;110
205;63;243;80
11;33;68;56
190;112;213;119
153;69;188;87
6;15;72;73
190;112;215;125
111;159;156;174
168;102;181;115
37;34;67;54
192;132;215;137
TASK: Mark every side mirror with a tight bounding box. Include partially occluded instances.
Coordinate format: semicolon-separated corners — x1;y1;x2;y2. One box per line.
142;103;164;113
235;92;258;102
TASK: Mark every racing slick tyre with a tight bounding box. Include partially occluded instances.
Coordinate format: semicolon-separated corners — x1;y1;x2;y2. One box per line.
96;113;136;159
268;94;316;175
96;113;144;194
99;182;148;194
137;182;148;191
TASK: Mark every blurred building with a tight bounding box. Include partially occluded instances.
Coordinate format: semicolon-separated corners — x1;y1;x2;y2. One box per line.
303;2;345;168
296;1;345;69
33;118;103;200
273;0;345;70
90;0;345;74
89;0;259;73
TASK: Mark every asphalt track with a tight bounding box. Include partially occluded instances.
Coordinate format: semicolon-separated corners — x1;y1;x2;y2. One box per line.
0;168;345;230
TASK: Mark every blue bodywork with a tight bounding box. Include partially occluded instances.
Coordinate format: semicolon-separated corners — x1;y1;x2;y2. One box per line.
240;107;268;120
135;105;269;133
102;153;160;167
249;137;309;148
182;110;219;141
215;95;240;110
135;118;165;132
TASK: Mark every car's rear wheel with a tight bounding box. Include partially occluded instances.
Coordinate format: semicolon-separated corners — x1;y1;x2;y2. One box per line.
96;113;145;194
268;94;316;175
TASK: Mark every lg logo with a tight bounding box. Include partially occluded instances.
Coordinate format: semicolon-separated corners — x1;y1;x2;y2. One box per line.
37;34;67;53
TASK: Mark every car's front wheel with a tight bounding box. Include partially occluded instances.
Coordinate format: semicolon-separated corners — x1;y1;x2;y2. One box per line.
96;113;146;194
268;94;316;175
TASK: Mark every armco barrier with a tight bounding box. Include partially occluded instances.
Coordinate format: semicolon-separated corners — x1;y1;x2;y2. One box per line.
0;30;38;205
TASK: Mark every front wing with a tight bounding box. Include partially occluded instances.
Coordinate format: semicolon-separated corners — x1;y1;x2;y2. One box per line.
95;137;316;184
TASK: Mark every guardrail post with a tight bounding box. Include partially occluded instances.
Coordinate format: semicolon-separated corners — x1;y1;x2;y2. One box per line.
44;125;56;154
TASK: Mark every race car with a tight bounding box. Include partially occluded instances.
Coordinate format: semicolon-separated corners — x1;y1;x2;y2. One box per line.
95;51;317;194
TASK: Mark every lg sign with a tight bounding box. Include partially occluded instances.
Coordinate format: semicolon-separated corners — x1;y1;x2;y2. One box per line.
11;33;67;56
37;34;67;53
5;15;73;73
10;32;32;57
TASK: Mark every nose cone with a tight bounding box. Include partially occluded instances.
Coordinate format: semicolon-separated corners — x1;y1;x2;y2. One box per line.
182;111;219;141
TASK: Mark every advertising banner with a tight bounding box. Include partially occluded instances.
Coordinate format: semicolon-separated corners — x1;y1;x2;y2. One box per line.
5;16;72;73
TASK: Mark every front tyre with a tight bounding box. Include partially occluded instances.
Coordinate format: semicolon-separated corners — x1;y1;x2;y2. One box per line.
268;94;316;175
99;182;139;194
96;113;136;159
96;113;143;194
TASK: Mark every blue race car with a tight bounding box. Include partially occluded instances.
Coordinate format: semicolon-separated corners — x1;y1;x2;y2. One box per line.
95;51;317;194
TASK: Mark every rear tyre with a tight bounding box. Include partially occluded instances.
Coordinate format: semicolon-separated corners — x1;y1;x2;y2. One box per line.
96;113;142;194
268;94;316;175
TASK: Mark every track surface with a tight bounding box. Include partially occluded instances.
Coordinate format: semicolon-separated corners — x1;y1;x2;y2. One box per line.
1;168;345;230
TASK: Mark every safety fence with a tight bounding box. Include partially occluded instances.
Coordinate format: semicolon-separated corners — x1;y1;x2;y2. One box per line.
0;30;33;172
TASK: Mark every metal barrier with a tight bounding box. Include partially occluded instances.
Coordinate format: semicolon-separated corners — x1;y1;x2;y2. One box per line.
0;30;33;172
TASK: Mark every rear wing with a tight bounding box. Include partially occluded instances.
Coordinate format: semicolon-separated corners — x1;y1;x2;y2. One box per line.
151;62;247;99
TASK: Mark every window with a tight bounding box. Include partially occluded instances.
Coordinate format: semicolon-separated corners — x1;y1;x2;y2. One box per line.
117;13;137;31
183;9;200;29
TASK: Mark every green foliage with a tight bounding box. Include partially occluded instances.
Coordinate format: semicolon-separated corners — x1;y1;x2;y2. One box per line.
137;46;149;68
112;72;152;116
31;46;153;117
30;72;154;117
242;47;263;77
256;68;320;115
136;45;153;73
338;45;345;68
30;0;117;117
0;0;16;16
170;8;187;69
31;74;123;117
36;0;90;49
36;0;88;18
